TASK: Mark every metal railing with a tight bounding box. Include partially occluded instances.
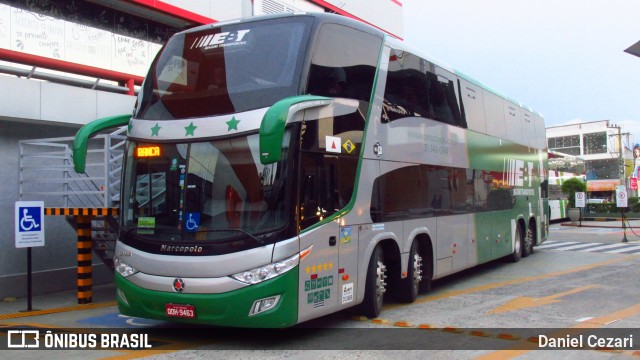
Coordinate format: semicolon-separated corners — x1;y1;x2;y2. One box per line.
0;64;135;95
0;48;143;95
19;127;126;208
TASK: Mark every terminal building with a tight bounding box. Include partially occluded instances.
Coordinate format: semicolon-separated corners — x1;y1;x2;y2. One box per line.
0;0;404;300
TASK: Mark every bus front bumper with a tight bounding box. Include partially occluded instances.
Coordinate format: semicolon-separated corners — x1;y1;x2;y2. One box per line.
115;267;299;328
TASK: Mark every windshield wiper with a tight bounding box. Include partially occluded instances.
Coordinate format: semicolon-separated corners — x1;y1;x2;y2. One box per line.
123;226;183;241
124;226;180;235
200;228;265;245
122;226;264;245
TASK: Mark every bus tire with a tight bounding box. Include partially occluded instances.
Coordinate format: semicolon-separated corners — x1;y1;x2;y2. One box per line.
419;242;433;293
360;245;387;318
508;225;523;263
397;241;421;303
522;223;535;257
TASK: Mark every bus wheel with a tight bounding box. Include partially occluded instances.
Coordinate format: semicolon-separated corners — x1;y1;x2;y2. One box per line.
508;225;523;263
361;246;387;318
522;223;535;257
397;241;422;303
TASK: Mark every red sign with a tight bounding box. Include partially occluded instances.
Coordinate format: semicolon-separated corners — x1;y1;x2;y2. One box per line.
630;177;638;190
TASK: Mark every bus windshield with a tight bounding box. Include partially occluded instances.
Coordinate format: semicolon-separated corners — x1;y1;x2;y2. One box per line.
121;132;293;248
135;17;313;120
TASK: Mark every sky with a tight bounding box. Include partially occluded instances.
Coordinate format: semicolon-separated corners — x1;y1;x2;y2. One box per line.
402;0;640;147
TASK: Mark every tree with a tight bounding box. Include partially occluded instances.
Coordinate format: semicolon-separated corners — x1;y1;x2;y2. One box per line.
561;177;587;208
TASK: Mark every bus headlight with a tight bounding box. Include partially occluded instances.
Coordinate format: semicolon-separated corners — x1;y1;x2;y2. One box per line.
231;253;299;285
114;256;138;278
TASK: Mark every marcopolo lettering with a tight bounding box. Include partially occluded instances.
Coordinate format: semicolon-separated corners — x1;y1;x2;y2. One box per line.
160;245;203;254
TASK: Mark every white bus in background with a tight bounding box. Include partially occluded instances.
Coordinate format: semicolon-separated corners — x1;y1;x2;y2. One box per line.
548;171;585;221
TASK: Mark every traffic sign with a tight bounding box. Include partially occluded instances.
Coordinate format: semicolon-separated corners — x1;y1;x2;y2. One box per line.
615;186;628;208
575;192;586;208
15;201;45;248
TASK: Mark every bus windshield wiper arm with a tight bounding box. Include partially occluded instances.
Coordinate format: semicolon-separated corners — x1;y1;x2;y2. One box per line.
124;227;180;236
202;228;265;245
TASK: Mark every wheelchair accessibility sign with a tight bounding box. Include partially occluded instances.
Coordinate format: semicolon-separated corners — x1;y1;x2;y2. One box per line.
15;201;45;248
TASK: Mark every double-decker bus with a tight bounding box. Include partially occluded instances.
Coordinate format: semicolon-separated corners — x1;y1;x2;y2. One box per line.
74;12;549;328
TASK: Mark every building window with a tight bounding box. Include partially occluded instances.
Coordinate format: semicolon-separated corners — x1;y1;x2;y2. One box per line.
548;135;580;156
585;159;619;180
582;132;607;155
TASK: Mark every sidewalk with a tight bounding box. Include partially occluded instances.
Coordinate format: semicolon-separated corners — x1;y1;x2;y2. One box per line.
0;282;116;318
560;218;640;228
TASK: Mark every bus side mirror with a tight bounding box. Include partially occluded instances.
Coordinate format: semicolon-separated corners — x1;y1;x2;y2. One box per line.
259;95;331;165
73;114;131;173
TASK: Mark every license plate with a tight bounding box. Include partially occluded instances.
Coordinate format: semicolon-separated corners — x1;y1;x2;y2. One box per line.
165;304;196;319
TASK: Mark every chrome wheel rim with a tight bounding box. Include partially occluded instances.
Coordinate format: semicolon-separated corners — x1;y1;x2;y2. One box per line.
375;260;387;307
412;252;423;292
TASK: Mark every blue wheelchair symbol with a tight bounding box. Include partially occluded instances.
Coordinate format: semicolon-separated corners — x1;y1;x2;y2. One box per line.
19;207;41;232
185;212;200;232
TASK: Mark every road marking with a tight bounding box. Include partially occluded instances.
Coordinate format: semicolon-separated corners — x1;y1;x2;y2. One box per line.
606;245;640;253
552;243;605;251
0;301;116;320
487;285;599;314
538;241;640;254
383;255;636;311
535;241;581;249
577;243;630;252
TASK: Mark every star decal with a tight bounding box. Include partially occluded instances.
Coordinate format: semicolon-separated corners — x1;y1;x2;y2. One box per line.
184;122;197;136
150;123;161;136
226;116;240;131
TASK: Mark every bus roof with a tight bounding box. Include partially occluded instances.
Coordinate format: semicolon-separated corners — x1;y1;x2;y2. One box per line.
176;12;541;117
178;12;385;40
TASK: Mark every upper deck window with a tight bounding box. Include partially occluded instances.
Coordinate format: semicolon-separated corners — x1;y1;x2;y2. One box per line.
382;50;465;127
307;23;381;102
136;17;313;120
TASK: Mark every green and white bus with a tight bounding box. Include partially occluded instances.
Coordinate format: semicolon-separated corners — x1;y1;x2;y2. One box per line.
75;12;549;328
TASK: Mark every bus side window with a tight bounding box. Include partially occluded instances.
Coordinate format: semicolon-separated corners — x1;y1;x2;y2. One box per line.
382;52;429;123
299;153;357;230
299;155;336;230
426;71;464;127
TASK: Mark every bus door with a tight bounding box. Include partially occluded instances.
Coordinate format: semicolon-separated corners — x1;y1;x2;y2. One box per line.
296;100;364;321
297;159;341;322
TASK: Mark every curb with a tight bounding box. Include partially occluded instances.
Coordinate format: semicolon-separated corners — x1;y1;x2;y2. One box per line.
560;222;640;229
